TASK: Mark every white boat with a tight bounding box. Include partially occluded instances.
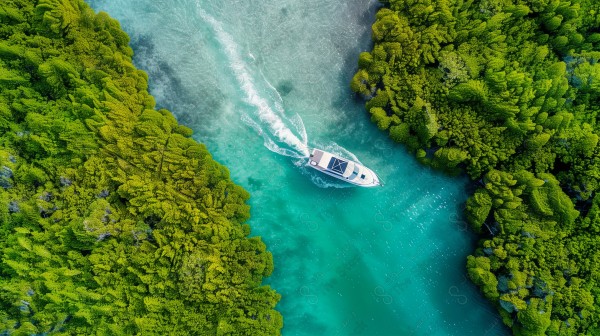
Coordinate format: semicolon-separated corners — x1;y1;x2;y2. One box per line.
307;148;383;187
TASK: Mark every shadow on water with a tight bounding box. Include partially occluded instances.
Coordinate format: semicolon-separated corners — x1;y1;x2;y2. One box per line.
276;80;295;97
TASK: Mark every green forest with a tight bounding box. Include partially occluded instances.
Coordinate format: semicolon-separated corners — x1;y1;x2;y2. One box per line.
353;0;600;334
0;0;282;335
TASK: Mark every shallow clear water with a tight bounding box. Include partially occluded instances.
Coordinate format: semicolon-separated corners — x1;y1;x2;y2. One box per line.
88;1;509;334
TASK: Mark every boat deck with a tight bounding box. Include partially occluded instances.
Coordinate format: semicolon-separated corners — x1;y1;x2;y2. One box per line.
310;149;324;164
307;148;383;187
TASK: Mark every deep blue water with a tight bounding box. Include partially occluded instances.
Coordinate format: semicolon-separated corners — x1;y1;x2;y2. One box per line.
88;0;510;334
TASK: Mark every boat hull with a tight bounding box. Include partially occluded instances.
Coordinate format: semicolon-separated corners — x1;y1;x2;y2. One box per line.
307;148;382;187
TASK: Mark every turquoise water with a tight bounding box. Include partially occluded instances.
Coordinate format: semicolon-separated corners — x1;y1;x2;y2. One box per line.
88;1;509;334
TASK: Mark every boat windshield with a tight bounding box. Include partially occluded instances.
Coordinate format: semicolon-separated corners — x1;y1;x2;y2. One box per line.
327;157;348;175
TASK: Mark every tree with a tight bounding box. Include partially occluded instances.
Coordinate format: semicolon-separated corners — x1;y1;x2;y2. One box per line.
0;1;282;334
355;0;600;334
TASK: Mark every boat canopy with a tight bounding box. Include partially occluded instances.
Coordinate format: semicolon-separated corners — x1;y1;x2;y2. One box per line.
327;157;347;175
308;148;383;187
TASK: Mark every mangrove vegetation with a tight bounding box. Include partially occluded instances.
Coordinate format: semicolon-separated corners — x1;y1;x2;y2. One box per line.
353;0;600;334
0;0;282;334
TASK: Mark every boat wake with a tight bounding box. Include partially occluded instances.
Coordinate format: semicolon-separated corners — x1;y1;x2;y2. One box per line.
197;4;363;188
196;4;309;159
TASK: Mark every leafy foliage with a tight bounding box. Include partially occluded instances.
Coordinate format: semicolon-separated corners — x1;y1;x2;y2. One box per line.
0;1;282;335
355;0;600;334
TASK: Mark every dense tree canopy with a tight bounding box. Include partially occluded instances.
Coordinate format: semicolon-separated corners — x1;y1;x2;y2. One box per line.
0;0;282;335
355;0;600;335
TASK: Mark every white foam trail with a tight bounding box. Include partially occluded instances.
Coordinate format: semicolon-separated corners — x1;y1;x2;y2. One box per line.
196;5;309;158
240;113;306;159
289;113;308;146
